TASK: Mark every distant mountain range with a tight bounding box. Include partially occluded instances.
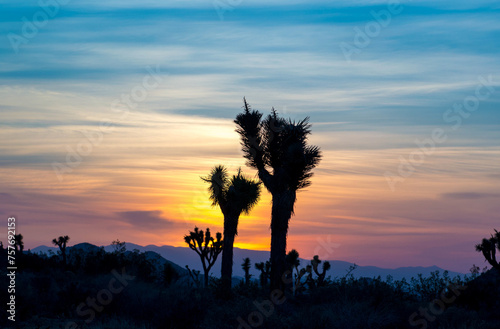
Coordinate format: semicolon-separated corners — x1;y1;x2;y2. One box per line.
31;242;467;281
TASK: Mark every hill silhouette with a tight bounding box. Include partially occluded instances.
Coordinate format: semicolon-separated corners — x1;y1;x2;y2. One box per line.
32;242;465;281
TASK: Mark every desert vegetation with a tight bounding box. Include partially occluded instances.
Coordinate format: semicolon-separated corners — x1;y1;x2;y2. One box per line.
0;238;499;329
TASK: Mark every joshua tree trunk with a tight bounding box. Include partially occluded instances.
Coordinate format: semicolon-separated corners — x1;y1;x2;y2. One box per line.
270;191;295;291
204;270;209;287
221;218;237;291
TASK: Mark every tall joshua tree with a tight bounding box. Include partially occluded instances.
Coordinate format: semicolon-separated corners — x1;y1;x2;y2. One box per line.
184;227;223;287
476;229;500;271
52;235;70;266
202;165;261;291
235;99;322;290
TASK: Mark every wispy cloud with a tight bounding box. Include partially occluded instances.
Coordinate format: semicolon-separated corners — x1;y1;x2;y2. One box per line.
441;192;500;200
116;210;174;230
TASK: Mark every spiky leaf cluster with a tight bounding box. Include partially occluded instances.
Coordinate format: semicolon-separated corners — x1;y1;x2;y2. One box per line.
202;165;261;234
184;227;223;268
234;98;321;194
52;235;70;250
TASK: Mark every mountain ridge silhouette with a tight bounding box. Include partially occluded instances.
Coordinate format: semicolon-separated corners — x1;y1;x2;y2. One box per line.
31;242;467;280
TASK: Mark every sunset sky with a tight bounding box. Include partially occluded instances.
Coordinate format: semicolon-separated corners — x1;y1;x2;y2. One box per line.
1;0;499;273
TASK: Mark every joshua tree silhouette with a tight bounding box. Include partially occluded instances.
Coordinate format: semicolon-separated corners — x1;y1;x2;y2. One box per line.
298;265;312;293
202;165;261;292
242;257;252;285
286;249;301;294
14;234;24;253
255;260;271;287
184;227;223;287
111;239;126;255
311;255;331;287
286;249;300;273
235;98;322;290
476;229;500;271
52;235;70;266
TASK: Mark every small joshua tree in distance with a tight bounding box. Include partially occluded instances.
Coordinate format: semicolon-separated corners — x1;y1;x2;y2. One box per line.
14;234;24;253
311;255;331;287
242;257;252;285
286;249;301;294
111;239;126;255
52;235;70;267
255;261;271;287
184;227;223;287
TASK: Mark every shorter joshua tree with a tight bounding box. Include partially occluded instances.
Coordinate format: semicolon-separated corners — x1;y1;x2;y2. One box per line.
255;261;271;287
242;257;252;285
52;235;70;266
476;229;500;271
184;227;223;287
311;255;331;287
202;165;261;292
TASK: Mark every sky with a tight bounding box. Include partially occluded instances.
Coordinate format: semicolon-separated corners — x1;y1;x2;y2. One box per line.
1;0;499;273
